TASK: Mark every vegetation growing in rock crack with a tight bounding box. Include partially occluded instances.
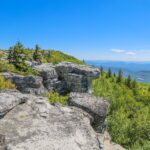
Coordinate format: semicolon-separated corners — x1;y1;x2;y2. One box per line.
48;92;69;105
92;68;150;150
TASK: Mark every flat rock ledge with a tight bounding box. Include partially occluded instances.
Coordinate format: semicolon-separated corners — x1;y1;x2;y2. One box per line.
0;91;102;150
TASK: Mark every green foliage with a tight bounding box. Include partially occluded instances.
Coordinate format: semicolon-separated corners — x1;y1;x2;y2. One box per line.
117;69;123;83
92;72;150;149
126;75;132;88
106;68;112;78
8;42;29;71
0;75;15;89
0;60;17;72
0;60;38;76
48;50;84;64
48;92;69;105
33;44;42;62
2;43;84;75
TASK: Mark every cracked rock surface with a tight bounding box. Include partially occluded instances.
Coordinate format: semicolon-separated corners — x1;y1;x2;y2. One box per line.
69;93;109;133
0;91;102;150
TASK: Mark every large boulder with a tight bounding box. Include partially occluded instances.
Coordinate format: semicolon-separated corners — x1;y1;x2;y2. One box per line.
69;93;109;133
55;62;100;93
0;91;102;150
34;64;66;94
2;73;46;95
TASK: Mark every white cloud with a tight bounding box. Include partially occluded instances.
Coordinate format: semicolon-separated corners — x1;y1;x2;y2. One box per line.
126;51;136;55
111;49;136;55
111;49;125;53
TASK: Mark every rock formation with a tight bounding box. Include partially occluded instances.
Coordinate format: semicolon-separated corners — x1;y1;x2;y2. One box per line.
34;64;66;94
55;62;100;93
0;62;125;150
3;62;100;95
2;73;46;95
0;91;102;150
69;93;109;133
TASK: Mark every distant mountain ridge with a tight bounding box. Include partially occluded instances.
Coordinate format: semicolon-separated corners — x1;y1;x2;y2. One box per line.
86;60;150;83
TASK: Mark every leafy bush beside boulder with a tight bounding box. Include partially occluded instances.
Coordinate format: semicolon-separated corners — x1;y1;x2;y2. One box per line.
0;75;15;89
48;92;69;105
92;69;150;149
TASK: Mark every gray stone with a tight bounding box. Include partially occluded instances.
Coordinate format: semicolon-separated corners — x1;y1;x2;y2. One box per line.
55;62;100;93
34;64;66;94
2;73;47;95
69;92;109;133
0;91;28;118
99;132;126;150
0;91;102;150
33;62;100;94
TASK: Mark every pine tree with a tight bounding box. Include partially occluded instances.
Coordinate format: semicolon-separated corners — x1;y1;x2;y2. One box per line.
47;51;51;63
132;79;137;89
117;69;123;83
100;66;104;76
107;68;112;78
33;44;42;62
8;42;28;71
126;75;132;88
114;73;116;77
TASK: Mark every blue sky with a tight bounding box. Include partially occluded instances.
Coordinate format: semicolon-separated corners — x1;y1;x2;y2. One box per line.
0;0;150;61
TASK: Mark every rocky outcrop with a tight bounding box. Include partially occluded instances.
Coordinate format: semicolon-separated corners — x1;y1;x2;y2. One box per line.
0;62;127;150
55;62;100;93
2;62;100;95
0;91;103;150
34;64;66;94
69;93;109;133
2;73;46;95
34;62;100;94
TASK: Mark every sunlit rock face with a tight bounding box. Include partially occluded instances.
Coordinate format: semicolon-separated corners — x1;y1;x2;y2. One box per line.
34;64;66;94
0;91;102;150
2;73;46;95
33;62;100;94
55;62;100;93
69;92;109;133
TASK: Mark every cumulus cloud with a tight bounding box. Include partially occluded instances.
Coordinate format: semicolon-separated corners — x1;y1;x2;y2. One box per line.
111;49;125;53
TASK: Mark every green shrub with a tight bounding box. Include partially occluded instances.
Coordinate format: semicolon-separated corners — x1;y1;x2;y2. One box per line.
48;92;69;105
92;72;150;149
0;75;15;89
0;61;17;72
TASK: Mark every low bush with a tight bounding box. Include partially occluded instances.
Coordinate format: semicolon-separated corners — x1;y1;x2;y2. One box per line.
92;70;150;149
0;75;15;89
48;92;69;105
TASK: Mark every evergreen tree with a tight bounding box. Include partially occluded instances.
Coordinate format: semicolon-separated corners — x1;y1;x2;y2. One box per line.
132;79;137;89
7;46;14;63
33;44;42;62
126;75;132;88
8;42;28;71
148;86;150;92
117;69;123;83
100;66;104;76
114;73;116;77
107;68;112;78
47;51;51;63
